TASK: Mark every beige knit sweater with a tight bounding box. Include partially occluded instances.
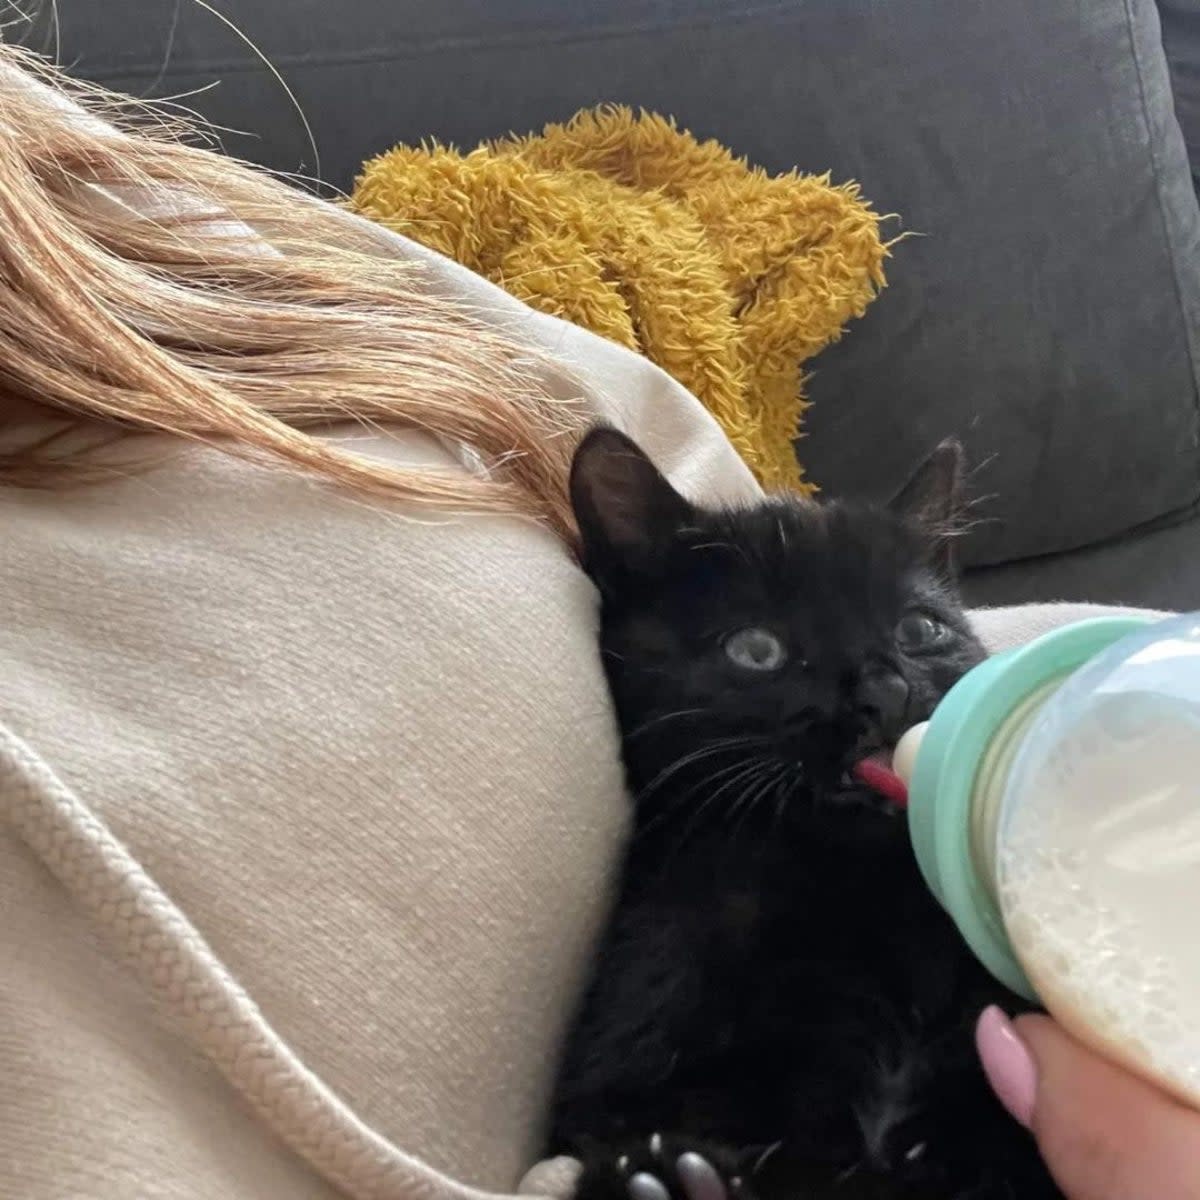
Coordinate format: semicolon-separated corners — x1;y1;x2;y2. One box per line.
0;62;1163;1200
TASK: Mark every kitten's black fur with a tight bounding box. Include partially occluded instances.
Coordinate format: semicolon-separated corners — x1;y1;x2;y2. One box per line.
548;429;1058;1200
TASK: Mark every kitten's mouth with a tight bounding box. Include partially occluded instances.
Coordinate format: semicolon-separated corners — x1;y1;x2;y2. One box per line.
850;749;909;808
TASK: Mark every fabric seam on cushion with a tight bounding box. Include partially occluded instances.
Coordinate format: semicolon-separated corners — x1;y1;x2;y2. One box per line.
1122;0;1200;492
76;3;811;82
966;491;1200;579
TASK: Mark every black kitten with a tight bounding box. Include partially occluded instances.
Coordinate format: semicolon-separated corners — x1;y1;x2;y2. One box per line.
548;429;1057;1200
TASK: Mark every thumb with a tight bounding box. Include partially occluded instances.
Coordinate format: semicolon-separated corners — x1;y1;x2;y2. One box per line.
977;1008;1200;1200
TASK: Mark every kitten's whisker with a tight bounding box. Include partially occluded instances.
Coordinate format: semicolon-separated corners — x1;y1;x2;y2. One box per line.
625;707;707;740
772;778;790;831
699;757;770;808
721;764;773;838
752;1142;783;1176
688;539;752;566
675;757;768;844
633;748;763;844
728;764;786;839
660;755;755;817
834;1162;863;1185
761;763;789;810
634;737;769;803
635;744;738;799
646;760;758;852
637;752;764;839
749;763;787;823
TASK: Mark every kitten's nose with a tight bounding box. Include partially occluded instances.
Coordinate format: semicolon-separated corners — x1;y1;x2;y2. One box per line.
857;667;910;737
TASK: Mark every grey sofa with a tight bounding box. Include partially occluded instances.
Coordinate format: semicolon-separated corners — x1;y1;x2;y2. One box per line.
24;0;1200;610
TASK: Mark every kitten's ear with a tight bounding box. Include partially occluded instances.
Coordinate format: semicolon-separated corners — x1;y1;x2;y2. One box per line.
571;427;693;573
888;438;966;575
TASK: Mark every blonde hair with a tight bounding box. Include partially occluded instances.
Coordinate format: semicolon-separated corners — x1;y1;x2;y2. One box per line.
0;44;582;538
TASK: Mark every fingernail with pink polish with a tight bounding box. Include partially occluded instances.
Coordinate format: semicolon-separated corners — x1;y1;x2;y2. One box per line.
976;1006;1037;1128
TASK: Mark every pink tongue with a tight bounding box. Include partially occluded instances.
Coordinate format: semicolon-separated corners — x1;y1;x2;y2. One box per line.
852;751;908;808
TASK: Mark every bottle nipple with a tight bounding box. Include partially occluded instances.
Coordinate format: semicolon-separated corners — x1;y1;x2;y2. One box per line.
893;722;928;789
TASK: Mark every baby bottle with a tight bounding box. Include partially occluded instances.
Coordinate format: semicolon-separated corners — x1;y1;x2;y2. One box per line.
892;613;1200;1109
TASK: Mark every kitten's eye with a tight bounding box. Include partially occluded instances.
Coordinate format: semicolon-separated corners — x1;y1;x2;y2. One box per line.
723;627;787;672
896;612;952;653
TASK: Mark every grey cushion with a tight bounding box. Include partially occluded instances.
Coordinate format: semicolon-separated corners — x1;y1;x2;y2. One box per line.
1159;0;1200;189
967;507;1200;611
798;0;1200;571
20;0;1200;604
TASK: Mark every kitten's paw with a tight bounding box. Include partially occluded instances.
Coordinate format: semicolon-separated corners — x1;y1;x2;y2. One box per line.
574;1135;753;1200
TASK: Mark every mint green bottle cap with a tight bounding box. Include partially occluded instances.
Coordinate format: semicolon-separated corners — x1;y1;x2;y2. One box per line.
907;616;1152;1001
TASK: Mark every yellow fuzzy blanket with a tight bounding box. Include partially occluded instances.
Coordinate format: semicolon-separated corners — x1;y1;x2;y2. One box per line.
351;108;887;494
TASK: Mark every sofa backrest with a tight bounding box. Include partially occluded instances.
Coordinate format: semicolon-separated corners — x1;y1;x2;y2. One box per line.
21;0;1200;574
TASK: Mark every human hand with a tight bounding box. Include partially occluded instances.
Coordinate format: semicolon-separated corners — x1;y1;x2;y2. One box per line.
976;1007;1200;1199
